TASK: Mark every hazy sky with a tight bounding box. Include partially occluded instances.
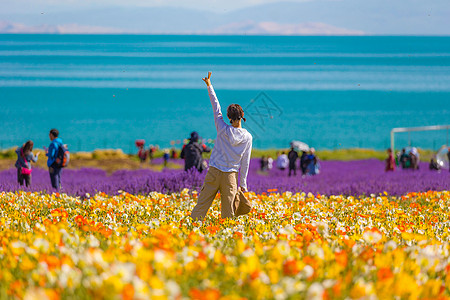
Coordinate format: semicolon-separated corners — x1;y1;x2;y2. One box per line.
4;0;311;13
1;0;448;35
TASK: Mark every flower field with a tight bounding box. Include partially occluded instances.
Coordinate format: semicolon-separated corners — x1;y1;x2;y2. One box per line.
0;159;448;197
1;189;450;299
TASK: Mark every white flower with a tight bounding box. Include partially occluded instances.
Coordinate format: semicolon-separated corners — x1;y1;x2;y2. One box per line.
384;240;397;252
301;265;314;278
307;283;324;300
363;231;382;244
32;238;49;251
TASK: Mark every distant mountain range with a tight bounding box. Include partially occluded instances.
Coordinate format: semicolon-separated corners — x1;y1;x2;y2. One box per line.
0;0;448;35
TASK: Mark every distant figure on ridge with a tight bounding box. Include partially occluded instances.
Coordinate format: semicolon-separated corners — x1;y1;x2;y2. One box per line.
190;72;252;221
288;147;298;176
15;140;40;187
180;131;211;172
385;148;395;172
45;128;66;189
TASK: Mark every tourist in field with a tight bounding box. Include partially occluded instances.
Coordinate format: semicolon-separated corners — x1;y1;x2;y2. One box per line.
149;145;156;161
288;147;298;176
400;148;409;169
385;148;396;171
306;148;320;176
260;156;268;171
163;150;170;167
170;148;178;159
46;128;64;189
276;152;289;170
190;72;252;221
180;131;211;172
447;148;450;173
267;156;273;170
135;140;148;163
409;147;420;170
429;157;440;171
15;140;39;187
300;151;308;175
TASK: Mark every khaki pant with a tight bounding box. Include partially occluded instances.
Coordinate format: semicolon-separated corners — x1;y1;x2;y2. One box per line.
190;167;238;220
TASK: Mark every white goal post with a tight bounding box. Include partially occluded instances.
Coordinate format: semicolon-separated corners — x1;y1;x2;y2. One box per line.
390;125;450;152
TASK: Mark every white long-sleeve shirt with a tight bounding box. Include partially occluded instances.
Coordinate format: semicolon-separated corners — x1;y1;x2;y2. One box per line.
207;85;253;190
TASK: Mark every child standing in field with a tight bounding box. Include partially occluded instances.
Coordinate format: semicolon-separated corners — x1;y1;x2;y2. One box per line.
190;72;252;221
15;140;40;187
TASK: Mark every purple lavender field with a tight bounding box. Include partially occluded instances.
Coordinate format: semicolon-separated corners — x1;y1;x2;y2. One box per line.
0;159;448;196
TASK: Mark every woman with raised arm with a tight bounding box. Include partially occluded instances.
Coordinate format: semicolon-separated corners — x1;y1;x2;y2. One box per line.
190;72;253;221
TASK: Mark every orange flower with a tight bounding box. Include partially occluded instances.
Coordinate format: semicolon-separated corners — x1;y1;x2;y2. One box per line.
189;288;221;300
335;251;348;267
42;255;60;270
377;267;393;281
283;259;300;276
122;283;134;300
74;215;86;226
50;209;61;217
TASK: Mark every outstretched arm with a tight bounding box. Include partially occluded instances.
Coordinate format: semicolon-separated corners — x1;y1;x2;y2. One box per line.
203;72;227;132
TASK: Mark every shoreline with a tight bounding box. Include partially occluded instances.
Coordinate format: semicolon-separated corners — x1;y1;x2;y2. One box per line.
0;147;438;173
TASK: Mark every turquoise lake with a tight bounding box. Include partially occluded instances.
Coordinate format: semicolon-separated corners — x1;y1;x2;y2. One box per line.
0;34;449;152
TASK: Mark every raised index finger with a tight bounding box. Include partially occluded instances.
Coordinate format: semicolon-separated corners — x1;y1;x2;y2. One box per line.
208;72;211;79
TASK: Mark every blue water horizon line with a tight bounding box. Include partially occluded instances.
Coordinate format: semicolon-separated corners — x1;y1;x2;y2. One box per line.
2;33;450;38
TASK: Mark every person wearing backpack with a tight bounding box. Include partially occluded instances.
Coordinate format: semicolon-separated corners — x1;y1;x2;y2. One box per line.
180;131;211;172
46;128;64;189
15;140;39;187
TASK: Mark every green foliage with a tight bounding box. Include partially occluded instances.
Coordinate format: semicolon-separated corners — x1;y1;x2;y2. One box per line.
0;148;17;159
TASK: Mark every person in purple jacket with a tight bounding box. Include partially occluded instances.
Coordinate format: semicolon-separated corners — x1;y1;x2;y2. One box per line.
15;140;39;187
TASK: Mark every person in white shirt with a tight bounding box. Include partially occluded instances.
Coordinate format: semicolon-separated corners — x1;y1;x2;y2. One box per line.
190;72;253;221
276;152;289;170
267;156;273;170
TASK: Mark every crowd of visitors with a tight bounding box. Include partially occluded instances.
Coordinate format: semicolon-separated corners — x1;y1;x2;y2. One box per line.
260;147;320;176
385;146;450;173
397;147;420;170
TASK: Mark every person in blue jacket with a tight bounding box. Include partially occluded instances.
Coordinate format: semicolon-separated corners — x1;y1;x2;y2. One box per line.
45;128;63;189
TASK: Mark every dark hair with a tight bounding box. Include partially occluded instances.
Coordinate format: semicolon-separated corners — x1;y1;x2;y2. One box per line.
22;140;34;154
227;104;246;123
50;128;59;138
190;131;199;143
